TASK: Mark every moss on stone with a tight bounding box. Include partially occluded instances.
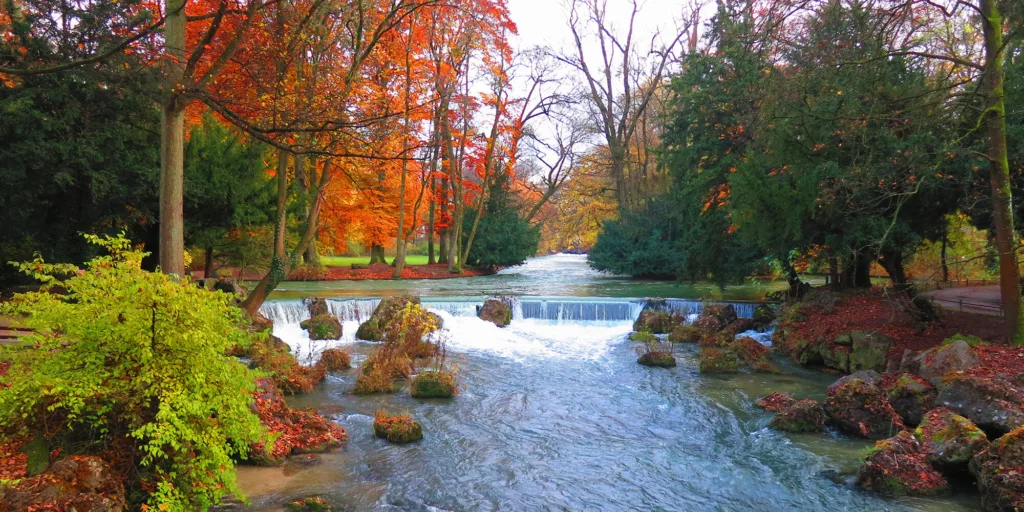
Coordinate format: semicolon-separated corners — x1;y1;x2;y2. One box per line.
638;351;677;368
410;371;456;398
373;412;423;443
699;347;739;373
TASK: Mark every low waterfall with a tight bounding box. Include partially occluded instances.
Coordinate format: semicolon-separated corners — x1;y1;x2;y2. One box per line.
512;298;644;322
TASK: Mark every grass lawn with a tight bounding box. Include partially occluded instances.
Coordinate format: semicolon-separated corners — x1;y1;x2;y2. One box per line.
321;254;431;267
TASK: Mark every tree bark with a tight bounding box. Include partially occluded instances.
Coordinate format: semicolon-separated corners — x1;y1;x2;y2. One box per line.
980;0;1022;342
941;228;949;282
829;255;840;291
159;0;187;276
854;251;873;289
204;246;215;278
427;175;436;265
273;149;289;258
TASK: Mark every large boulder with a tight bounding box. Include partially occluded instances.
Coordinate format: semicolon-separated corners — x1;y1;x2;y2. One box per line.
824;371;906;439
698;347;739;373
884;373;937;427
904;339;981;386
820;343;851;373
936;374;1024;437
638;351;677;368
301;315;342;340
769;399;826;433
478;298;512;327
308;297;330;317
632;310;675;334
356;295;421;341
698;304;738;330
848;331;892;373
856;431;949;497
668;325;701;343
772;334;823;366
752;304;776;325
972;426;1024;511
0;456;126;511
914;407;989;471
733;336;778;373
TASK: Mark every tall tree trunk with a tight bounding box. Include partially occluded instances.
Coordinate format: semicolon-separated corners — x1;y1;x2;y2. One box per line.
243;161;331;316
829;255;840;291
854;251;873;289
438;229;448;264
204;246;215;278
393;30;415;279
981;0;1022;342
941;228;949;282
273;149;289;258
610;144;628;213
878;250;908;289
427;175;436;265
369;245;386;265
159;0;187;276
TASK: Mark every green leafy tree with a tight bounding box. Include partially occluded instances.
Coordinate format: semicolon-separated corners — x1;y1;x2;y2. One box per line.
0;234;265;509
461;174;540;268
184;114;274;275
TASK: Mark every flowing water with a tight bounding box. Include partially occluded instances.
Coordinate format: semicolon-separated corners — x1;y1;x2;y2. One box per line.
240;255;978;511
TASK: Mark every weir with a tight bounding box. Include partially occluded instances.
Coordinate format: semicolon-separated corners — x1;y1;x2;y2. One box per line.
260;296;760;326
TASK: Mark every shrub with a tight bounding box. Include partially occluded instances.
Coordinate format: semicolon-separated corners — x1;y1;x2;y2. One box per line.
287;264;329;281
0;234;264;510
629;331;657;343
317;348;352;371
250;342;327;394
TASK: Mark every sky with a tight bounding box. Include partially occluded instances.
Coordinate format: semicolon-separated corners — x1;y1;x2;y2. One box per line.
506;0;700;56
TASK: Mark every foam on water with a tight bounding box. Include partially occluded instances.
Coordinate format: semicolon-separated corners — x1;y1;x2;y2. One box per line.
431;310;631;363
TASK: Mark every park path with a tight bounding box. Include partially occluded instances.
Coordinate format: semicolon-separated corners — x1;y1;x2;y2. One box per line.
920;285;1003;316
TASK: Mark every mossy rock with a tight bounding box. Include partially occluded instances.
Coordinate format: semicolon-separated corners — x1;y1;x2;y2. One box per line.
308;297;330;317
973;425;1024;511
884;373;935;427
351;263;368;270
942;333;985;348
913;407;988;471
305;315;342;340
848;331;892;373
410;371;456;398
769;399;825;433
629;331;657;343
355;318;383;341
824;371;906;439
632;310;675;334
373;414;424;443
699;347;739;373
668;325;700;343
285;497;332;511
638;351;676;368
820;343;851;373
20;436;50;476
856;431;949;497
753;304;776;324
478;298;512;327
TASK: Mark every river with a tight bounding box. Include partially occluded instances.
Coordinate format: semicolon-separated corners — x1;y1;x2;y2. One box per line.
241;254;977;511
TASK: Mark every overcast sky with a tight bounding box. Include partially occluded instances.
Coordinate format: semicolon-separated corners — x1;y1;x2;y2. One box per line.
506;0;700;55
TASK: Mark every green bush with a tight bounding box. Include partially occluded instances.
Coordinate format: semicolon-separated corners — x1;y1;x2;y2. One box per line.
0;234;265;510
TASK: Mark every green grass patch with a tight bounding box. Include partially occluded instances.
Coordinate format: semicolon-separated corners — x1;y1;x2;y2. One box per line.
321;255;431;267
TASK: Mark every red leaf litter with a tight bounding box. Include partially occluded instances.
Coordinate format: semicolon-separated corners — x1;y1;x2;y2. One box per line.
785;291;1007;358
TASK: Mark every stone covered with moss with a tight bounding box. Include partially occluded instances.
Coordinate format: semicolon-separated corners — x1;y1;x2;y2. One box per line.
301;315;342;340
884;373;936;427
668;325;701;343
285;497;332;511
733;337;778;373
410;371;456;398
824;371;906;439
856;431;949;497
638;351;677;368
769;399;826;433
972;425;1024;511
478;298;512;327
356;295;421;341
373;412;424;444
632;310;675;334
699;347;739;373
913;407;988;471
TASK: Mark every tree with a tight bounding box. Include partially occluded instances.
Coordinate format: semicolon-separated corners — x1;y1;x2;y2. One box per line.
462;172;540;267
560;0;700;211
183;114;274;276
